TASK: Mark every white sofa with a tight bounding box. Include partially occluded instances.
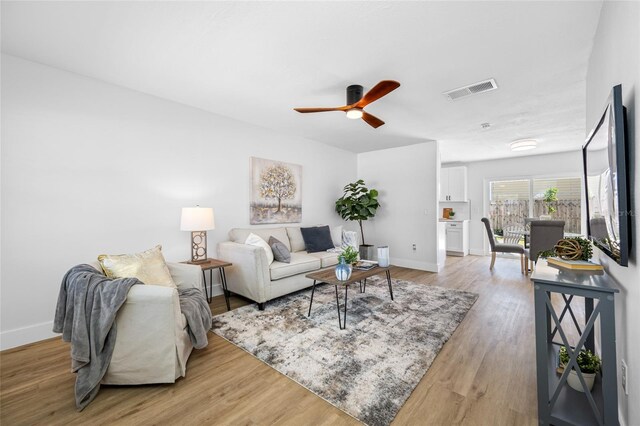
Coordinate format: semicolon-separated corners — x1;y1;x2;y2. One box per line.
88;260;204;385
217;226;341;309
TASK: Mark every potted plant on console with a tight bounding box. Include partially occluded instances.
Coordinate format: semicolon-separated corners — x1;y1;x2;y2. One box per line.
558;346;601;392
335;180;380;260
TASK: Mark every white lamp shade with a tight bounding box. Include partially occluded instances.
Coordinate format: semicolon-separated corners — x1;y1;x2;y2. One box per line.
180;207;215;231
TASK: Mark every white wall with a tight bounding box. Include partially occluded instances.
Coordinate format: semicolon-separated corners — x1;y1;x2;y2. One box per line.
357;142;442;271
586;2;639;425
446;150;584;255
0;54;357;350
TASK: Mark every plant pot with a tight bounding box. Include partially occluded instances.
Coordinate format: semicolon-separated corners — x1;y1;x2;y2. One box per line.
567;369;596;392
539;214;552;220
359;244;375;261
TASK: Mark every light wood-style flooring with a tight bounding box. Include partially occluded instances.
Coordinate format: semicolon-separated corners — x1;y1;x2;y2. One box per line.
1;255;584;425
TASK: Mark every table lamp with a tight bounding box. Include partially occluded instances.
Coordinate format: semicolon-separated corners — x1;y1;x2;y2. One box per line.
180;206;215;263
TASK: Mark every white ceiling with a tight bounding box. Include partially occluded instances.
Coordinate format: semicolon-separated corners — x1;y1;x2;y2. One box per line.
1;1;603;162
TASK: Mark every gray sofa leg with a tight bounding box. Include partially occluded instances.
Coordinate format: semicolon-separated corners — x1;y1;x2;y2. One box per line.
258;302;265;311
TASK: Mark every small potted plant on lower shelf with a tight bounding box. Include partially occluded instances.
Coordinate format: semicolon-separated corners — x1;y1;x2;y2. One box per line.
559;346;601;392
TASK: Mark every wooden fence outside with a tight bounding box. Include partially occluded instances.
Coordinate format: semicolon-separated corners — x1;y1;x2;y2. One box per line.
489;200;581;233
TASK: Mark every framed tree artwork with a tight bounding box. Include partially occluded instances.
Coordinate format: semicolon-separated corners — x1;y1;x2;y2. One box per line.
250;157;302;224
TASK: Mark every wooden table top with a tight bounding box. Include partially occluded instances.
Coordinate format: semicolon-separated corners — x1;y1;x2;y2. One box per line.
306;265;390;286
181;258;232;269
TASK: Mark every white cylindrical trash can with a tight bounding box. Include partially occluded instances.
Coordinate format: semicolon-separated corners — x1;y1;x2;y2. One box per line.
377;246;390;267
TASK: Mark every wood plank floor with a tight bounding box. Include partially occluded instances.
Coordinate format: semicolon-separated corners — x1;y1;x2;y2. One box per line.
1;255;584;425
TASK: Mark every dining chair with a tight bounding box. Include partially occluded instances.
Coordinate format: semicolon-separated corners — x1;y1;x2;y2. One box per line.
481;218;526;274
503;225;525;245
525;220;565;273
523;217;536;247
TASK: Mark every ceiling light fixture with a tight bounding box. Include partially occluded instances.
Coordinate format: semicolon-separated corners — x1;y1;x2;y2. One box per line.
510;139;538;151
346;108;364;120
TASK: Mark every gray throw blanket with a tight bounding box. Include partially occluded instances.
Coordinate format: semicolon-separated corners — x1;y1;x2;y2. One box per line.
53;264;141;411
54;265;212;411
178;288;212;349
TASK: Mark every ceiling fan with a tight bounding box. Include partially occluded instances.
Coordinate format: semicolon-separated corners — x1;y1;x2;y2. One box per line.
293;80;400;128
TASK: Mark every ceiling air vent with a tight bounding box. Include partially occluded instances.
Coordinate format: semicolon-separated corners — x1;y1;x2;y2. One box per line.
443;78;498;101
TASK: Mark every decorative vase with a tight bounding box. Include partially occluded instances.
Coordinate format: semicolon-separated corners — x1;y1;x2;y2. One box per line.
335;257;352;281
567;369;596;392
377;246;390;267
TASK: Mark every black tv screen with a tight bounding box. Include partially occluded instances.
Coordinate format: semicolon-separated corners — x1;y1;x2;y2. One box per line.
583;84;630;266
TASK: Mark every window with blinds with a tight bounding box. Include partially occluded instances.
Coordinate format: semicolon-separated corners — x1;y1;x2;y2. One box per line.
490;180;530;201
533;178;582;200
488;177;582;233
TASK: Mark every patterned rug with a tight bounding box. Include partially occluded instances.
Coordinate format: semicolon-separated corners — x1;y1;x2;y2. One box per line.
211;276;478;426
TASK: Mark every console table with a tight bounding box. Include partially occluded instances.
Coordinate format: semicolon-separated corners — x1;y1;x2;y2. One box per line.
531;260;619;426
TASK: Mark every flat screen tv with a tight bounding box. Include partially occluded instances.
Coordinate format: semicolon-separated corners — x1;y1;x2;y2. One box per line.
583;84;630;266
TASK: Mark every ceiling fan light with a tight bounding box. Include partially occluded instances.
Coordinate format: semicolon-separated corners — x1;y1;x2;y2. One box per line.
510;139;538;151
346;108;364;120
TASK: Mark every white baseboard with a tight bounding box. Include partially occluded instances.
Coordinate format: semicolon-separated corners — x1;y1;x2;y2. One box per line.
391;257;439;272
1;321;58;351
469;249;486;256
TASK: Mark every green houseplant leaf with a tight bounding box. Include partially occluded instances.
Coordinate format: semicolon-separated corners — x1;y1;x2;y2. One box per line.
335;180;380;245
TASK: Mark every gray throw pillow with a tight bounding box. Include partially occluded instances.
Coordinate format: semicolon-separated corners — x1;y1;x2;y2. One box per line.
269;236;291;263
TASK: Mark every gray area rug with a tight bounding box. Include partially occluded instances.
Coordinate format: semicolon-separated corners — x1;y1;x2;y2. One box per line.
211;276;478;426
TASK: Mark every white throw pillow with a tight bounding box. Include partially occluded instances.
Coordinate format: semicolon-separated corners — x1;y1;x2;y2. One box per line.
330;225;343;247
245;233;274;265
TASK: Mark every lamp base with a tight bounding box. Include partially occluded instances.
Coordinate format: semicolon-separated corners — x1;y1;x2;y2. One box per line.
190;231;208;263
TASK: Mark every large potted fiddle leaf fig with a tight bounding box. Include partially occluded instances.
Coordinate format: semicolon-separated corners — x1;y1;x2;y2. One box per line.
335;179;380;260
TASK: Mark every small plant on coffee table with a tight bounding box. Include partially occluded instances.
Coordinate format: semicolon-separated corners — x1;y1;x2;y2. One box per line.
340;246;359;265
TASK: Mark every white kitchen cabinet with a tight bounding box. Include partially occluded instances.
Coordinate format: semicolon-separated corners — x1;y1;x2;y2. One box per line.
445;220;469;256
440;166;468;202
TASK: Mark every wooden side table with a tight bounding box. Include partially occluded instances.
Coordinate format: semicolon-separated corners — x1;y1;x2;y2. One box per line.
182;258;232;310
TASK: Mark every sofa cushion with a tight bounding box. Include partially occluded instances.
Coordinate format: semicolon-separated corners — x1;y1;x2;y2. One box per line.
301;226;335;253
306;251;340;268
269;236;291;263
286;227;306;252
98;245;176;288
245;233;274;265
230;227;291;252
270;252;321;280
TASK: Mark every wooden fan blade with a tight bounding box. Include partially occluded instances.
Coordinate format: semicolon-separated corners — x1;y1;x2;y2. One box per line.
355;80;400;108
362;111;385;128
294;106;349;113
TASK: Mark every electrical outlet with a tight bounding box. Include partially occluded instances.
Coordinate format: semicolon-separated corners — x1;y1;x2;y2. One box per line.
622;359;628;395
412;244;417;251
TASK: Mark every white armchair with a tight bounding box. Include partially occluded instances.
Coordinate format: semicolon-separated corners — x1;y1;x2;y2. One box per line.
88;261;204;385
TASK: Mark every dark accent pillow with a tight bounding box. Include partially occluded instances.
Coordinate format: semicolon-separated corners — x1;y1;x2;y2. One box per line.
269;236;291;263
300;226;335;253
